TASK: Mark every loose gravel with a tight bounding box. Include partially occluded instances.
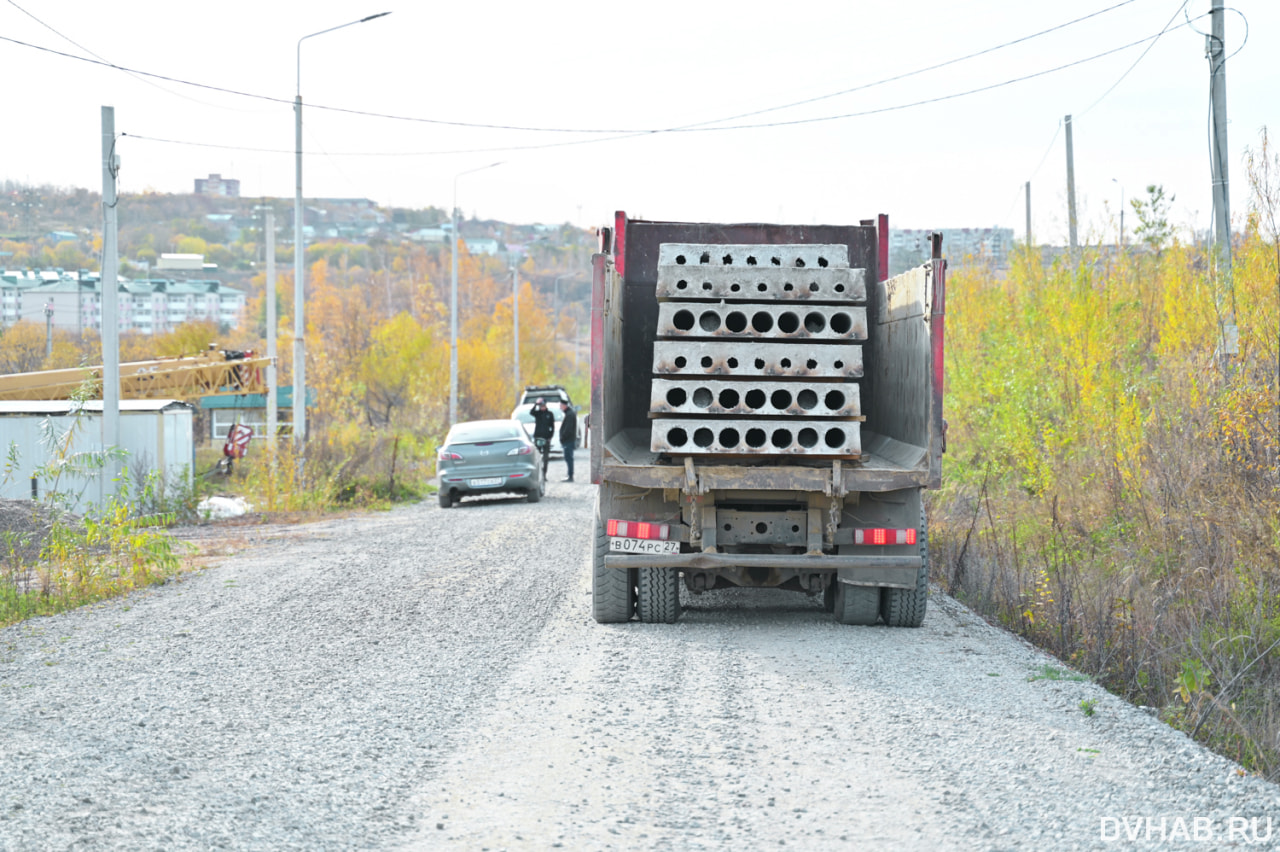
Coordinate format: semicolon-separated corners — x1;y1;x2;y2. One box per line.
2;460;1278;851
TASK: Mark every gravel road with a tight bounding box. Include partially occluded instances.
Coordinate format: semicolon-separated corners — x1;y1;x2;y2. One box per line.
2;460;1279;851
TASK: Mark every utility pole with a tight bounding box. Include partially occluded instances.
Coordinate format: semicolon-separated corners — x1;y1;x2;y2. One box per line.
265;208;278;442
44;303;53;361
1024;181;1032;247
1064;114;1079;254
1208;0;1237;364
100;106;121;508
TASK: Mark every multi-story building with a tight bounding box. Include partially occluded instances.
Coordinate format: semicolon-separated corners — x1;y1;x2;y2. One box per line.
889;227;1014;276
194;173;241;197
0;269;245;335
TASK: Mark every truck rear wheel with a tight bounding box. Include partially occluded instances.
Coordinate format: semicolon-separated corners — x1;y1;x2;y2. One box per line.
881;511;929;627
833;581;879;626
592;499;634;623
637;567;680;624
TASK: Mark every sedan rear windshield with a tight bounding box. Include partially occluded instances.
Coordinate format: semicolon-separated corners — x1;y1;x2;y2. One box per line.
450;423;525;442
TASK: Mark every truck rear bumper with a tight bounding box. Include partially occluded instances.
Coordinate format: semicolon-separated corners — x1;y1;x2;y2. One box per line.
604;552;920;588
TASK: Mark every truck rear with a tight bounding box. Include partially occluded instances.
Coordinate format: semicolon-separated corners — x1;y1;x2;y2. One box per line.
589;214;946;625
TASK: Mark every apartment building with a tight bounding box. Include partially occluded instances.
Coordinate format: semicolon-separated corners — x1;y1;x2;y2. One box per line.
0;269;246;334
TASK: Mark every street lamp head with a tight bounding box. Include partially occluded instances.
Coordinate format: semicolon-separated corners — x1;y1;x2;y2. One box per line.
360;12;392;22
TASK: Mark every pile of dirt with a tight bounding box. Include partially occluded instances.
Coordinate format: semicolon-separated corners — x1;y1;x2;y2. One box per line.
0;499;75;565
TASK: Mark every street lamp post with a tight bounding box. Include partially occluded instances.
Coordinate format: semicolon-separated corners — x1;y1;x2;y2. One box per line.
294;12;390;446
511;262;521;401
449;161;502;426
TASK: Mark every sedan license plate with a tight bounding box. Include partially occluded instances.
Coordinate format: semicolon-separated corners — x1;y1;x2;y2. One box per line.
609;537;680;555
468;477;504;488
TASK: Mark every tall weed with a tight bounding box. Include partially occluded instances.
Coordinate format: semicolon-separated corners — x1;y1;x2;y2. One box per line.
934;132;1280;778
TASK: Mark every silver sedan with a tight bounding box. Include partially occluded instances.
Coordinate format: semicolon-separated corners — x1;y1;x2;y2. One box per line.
436;419;545;508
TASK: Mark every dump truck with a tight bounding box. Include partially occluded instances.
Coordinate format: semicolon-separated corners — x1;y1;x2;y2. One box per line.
588;214;946;625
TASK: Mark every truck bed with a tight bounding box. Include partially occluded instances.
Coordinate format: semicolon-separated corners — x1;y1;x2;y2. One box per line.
601;427;929;494
590;215;944;492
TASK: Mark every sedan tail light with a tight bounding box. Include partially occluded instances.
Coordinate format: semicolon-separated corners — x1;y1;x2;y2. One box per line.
437;450;463;461
507;445;533;456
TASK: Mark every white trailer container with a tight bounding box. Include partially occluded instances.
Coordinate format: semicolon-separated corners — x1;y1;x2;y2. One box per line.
0;399;194;513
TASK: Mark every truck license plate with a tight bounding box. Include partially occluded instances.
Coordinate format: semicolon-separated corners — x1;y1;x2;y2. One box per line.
609;537;680;555
468;477;503;488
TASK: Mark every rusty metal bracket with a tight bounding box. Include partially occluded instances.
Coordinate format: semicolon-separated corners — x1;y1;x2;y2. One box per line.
700;491;718;553
806;494;824;555
683;456;699;495
827;496;842;547
687;494;702;545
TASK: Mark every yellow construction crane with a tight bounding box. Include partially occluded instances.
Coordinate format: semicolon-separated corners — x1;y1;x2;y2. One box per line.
0;348;272;401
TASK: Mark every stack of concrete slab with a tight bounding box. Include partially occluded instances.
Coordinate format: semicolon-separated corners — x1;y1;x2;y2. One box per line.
648;243;867;457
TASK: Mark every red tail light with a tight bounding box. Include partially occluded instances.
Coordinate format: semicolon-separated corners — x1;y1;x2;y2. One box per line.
852;528;917;546
437;450;463;461
607;519;672;540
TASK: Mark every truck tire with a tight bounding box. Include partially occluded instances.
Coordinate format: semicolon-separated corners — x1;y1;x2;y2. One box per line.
437;488;452;509
637;567;680;624
833;581;879;626
881;511;929;627
592;501;633;623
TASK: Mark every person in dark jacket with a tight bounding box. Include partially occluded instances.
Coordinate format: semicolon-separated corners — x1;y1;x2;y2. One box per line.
559;401;578;481
530;397;556;477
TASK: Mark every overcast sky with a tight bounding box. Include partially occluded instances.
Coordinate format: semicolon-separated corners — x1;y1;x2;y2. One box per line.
1;0;1274;244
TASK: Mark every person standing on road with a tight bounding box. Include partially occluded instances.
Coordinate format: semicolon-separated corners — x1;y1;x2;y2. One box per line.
530;398;556;477
559;401;578;482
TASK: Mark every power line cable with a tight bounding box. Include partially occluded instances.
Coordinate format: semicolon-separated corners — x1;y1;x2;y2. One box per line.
115;23;1195;162
681;0;1140;130
1077;0;1191;117
0;13;1193;138
2;3;1142;135
2;0;271;112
